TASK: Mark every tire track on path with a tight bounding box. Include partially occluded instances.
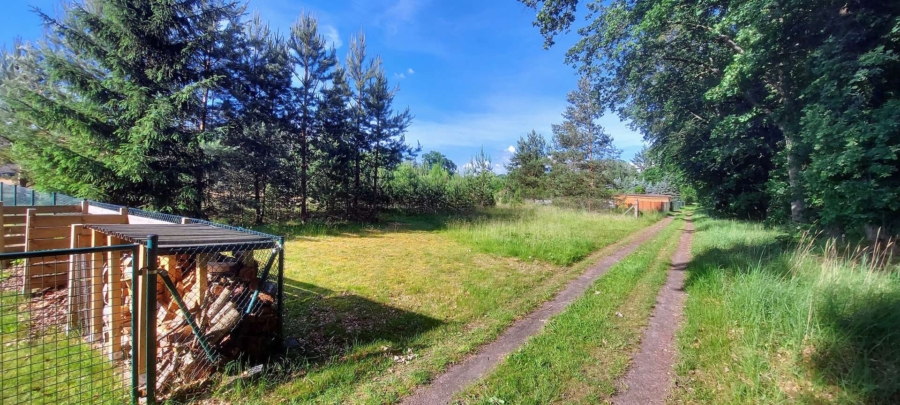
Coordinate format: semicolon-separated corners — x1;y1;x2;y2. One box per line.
612;215;694;405
402;217;675;405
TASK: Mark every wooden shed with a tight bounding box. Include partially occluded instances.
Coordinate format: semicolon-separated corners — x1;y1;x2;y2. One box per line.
615;194;675;213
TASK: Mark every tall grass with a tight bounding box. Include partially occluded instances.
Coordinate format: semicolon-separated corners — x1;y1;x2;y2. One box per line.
675;214;900;404
444;206;663;265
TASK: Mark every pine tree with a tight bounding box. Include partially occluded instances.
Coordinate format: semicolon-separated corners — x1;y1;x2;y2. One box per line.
550;76;619;203
345;32;378;215
288;12;337;222
219;14;292;224
507;130;549;199
364;70;414;207
312;67;354;215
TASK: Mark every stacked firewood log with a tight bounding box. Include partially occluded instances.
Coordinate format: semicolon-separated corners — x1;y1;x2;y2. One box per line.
102;251;279;397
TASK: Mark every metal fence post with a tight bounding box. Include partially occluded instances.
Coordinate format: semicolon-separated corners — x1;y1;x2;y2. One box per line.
0;182;4;202
146;235;158;405
30;189;35;205
12;184;16;206
131;245;140;405
52;192;57;206
277;236;285;346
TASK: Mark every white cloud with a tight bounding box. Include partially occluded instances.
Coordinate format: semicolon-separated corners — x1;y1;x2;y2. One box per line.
407;68;415;75
406;94;563;149
322;24;343;49
506;145;516;153
393;73;407;80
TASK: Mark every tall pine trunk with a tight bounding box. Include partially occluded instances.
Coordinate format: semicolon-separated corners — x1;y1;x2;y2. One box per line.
254;174;263;225
300;129;309;222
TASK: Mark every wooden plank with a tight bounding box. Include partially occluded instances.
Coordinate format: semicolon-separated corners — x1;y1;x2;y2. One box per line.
4;235;24;246
29;272;68;290
26;227;70;239
197;252;209;310
29;214;129;228
107;235;124;360
3;225;25;235
91;230;103;342
67;225;81;333
28;238;71;251
0;202;5;268
3;205;82;215
22;209;35;294
81;200;89;214
2;245;24;253
31;260;73;274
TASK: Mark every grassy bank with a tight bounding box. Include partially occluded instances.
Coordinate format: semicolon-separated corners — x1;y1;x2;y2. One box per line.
455;217;682;404
214;205;659;404
674;213;900;404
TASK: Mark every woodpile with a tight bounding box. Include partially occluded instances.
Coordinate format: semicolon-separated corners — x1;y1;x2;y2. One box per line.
102;250;279;397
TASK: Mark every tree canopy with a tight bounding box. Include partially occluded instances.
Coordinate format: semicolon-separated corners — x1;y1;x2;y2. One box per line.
522;0;900;232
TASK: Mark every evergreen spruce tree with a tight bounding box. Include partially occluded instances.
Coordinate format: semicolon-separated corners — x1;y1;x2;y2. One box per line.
0;0;243;214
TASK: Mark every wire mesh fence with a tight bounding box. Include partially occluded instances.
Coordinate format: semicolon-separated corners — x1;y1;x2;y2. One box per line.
145;239;283;400
0;184;81;207
0;187;285;404
1;244;140;405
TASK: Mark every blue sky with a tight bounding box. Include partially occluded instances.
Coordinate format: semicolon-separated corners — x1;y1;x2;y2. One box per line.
0;0;646;172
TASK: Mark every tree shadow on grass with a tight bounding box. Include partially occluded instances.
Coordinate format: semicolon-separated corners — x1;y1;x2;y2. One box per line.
280;279;444;365
809;286;900;404
685;219;900;403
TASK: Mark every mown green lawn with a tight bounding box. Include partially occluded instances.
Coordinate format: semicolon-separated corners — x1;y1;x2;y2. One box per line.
216;206;660;404
674;212;900;404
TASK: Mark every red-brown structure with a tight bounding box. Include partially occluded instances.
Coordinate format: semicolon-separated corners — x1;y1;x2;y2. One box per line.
615;194;674;213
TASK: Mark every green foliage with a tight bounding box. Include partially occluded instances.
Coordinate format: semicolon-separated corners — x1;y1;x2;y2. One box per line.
506;130;549;200
422;150;457;174
521;0;900;232
0;4;420;224
384;162;478;213
550;76;619;201
1;0;244;214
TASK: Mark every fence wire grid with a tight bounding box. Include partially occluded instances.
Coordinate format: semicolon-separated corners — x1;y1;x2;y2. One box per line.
1;245;139;405
0;185;285;404
144;239;283;401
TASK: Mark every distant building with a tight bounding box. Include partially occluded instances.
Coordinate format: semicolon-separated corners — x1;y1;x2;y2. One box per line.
615;193;675;212
0;164;18;178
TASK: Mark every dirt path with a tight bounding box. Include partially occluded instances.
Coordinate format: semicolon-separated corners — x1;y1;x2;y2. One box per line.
612;216;694;405
401;217;674;405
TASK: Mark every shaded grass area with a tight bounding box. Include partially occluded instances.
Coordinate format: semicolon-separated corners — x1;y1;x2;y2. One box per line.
0;292;127;404
455;217;683;404
674;213;900;404
214;206;657;404
444;206;664;265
